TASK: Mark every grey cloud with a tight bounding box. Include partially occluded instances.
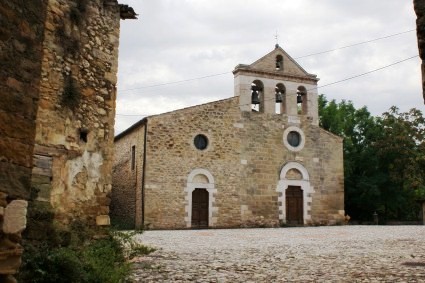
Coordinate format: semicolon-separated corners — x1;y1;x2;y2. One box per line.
115;0;421;134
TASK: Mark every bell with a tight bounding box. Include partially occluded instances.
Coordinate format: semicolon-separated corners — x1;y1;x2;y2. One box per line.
275;91;283;103
275;62;281;70
297;93;303;104
252;90;260;105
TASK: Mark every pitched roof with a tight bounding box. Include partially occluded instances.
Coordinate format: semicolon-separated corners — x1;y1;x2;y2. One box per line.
233;44;318;80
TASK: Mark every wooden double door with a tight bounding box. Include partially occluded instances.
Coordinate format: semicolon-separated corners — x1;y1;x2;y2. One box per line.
286;186;304;225
191;188;209;228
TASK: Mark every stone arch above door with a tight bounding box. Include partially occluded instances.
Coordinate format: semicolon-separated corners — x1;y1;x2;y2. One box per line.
276;162;313;224
184;168;217;228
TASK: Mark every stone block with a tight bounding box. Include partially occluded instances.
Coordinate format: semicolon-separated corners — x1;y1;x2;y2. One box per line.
99;206;109;215
0;249;22;275
34;183;52;201
96;215;110;226
0;112;35;140
97;196;111;206
3;200;28;234
0;192;7;207
0;138;33;168
0;162;31;199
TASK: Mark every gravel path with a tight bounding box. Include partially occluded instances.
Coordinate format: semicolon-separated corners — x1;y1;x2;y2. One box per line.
130;226;425;282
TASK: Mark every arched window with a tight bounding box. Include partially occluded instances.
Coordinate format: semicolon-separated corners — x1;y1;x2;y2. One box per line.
297;86;307;115
276;55;283;71
251;80;264;112
275;83;286;114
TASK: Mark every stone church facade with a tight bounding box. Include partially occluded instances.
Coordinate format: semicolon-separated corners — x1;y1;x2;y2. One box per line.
112;45;345;229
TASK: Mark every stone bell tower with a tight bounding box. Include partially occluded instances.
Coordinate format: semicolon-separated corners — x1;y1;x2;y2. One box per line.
233;44;320;125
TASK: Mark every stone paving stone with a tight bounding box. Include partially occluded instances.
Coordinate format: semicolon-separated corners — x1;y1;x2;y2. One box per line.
130;226;425;282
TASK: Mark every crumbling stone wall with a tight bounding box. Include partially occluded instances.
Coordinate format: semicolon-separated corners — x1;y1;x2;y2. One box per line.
414;0;425;103
1;0;134;279
31;0;122;227
0;0;48;279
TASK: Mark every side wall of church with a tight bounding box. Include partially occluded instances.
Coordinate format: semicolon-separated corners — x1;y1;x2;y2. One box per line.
31;0;122;226
311;129;344;223
112;123;145;228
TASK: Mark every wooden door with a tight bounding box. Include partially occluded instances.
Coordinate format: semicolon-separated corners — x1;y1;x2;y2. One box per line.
286;186;303;225
192;189;209;228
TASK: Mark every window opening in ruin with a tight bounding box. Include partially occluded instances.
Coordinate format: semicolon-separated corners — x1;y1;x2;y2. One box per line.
194;134;208;150
79;129;88;143
251;80;264;112
131;145;136;170
276;55;283;70
287;131;301;147
275;83;286;114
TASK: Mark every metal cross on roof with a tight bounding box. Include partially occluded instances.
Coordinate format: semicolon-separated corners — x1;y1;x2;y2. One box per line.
274;31;281;48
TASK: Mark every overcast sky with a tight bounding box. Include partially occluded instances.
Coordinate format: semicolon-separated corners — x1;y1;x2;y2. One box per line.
115;0;421;134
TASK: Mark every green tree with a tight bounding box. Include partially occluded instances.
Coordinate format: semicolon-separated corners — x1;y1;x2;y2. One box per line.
374;107;425;220
318;95;384;221
320;96;425;222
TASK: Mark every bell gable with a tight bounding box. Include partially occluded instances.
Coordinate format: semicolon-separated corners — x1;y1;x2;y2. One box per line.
249;44;316;78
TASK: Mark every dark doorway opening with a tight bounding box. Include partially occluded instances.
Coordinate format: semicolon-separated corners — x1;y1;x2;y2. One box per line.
286;186;303;225
191;188;208;228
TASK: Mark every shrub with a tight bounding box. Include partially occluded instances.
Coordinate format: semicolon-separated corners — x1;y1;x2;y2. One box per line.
19;226;155;282
113;230;156;260
19;246;87;283
82;236;130;283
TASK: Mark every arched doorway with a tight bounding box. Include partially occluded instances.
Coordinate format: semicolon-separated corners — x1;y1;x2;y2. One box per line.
184;168;217;228
276;162;313;225
191;188;209;228
286;186;303;225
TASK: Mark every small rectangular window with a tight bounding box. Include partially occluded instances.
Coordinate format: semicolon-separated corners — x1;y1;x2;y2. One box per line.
131;145;136;170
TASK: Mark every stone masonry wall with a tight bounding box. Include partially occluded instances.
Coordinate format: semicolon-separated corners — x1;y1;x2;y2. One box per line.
250;48;307;77
112;121;146;228
238;110;344;226
143;98;242;229
31;0;121;227
414;0;425;103
113;97;344;229
0;0;48;279
0;0;46;199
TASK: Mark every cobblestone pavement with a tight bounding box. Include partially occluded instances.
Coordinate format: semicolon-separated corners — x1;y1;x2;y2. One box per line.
130;226;425;282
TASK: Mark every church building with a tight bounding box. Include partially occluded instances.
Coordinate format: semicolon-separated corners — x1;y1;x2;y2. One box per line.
112;45;345;229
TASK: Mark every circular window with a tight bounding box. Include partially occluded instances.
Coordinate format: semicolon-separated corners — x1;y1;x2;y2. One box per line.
287;131;301;147
194;134;208;150
283;126;305;152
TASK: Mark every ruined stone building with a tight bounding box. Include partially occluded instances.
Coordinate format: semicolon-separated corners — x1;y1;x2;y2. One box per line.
414;0;425;104
0;0;135;279
112;46;345;229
